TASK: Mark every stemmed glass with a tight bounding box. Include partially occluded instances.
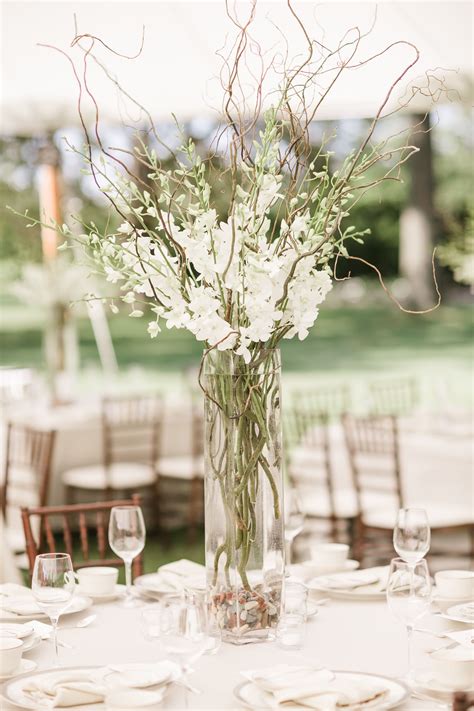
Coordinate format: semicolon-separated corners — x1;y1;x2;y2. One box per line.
108;506;146;607
159;593;207;708
284;489;305;565
393;508;431;566
386;558;432;682
31;553;75;666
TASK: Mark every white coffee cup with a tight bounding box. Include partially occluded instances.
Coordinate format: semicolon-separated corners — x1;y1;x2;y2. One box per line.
431;645;474;690
77;567;119;596
0;638;23;676
310;543;349;567
435;570;474;600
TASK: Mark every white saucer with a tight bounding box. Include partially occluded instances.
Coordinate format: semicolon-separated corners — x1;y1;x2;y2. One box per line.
21;633;42;653
75;584;125;603
442;602;474;625
414;670;474;695
0;658;37;681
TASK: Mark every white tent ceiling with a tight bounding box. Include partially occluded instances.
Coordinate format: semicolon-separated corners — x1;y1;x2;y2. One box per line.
1;0;473;135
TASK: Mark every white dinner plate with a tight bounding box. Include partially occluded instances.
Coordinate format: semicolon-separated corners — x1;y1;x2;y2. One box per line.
0;595;93;623
302;559;360;577
75;584;126;603
414;670;474;696
234;671;410;710
1;666;104;709
0;659;37;682
307;567;388;601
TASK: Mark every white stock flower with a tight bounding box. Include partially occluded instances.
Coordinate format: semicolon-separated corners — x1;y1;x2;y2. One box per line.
117;222;134;235
147;321;161;338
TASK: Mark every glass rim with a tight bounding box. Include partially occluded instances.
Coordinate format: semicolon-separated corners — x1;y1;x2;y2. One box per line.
35;552;72;560
110;505;141;512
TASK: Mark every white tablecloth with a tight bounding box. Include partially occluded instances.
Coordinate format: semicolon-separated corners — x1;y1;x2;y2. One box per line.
2;589;466;710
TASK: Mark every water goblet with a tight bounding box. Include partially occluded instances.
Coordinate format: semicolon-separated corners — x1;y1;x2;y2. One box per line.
108;505;146;608
159;593;207;708
386;557;432;681
393;507;430;566
31;553;75;666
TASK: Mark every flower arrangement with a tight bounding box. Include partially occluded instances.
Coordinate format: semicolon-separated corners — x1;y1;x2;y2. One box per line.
14;1;444;641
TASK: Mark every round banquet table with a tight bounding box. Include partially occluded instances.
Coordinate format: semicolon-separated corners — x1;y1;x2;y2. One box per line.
2;589;466;710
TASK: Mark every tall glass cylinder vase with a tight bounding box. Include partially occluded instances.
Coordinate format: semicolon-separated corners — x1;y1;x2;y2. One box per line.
203;348;285;645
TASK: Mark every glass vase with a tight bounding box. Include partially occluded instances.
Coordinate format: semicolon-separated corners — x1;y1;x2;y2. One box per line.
203;348;285;644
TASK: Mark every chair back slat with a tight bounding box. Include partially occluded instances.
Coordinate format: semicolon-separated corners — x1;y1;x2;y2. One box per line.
96;511;106;560
21;495;144;578
62;514;74;559
79;513;89;561
44;516;56;552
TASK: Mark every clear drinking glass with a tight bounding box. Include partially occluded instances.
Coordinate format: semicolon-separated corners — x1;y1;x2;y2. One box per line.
108;506;146;607
386;557;432;681
284;489;305;565
31;553;75;666
283;581;308;618
393;508;430;566
159;594;207;708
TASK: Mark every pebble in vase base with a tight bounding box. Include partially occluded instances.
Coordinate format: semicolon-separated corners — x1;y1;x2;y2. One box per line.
210;587;281;645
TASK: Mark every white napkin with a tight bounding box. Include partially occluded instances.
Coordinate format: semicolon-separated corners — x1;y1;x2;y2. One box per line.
154;559;206;592
0;597;42;616
23;670;106;707
243;665;389;710
106;661;176;688
444;628;474;647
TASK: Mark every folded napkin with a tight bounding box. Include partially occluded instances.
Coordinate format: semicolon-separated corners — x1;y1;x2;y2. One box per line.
243;665;389;710
148;559;206;593
0;597;42;616
0;584;33;598
24;670;106;708
314;567;387;591
106;661;180;688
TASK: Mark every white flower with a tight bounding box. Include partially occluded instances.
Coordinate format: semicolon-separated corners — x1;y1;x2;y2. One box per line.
104;266;123;284
129;309;144;318
147;321;161;338
117;222;134;235
122;291;135;304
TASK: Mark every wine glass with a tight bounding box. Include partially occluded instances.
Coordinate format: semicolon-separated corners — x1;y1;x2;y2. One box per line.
386;557;432;681
31;553;75;666
159;593;207;708
393;508;431;565
284;489;305;565
108;506;146;607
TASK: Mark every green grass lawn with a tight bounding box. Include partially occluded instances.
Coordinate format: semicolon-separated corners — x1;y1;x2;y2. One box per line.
1;293;472;398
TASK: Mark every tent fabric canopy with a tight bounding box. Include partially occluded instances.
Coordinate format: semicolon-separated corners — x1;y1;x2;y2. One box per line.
1;1;473;135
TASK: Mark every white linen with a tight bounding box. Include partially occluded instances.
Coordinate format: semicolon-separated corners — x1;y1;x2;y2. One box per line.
23;669;105;707
0;576;442;709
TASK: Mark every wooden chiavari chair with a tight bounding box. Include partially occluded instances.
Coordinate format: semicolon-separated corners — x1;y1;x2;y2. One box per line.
292;384;351;420
342;413;474;564
156;395;204;542
288;406;358;547
1;423;55;552
21;495;144;578
62;394;162;508
369;377;418;416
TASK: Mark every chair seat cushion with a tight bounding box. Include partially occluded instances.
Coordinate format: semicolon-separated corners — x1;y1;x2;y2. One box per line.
157;456;204;480
62;463;156;489
363;505;474;530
